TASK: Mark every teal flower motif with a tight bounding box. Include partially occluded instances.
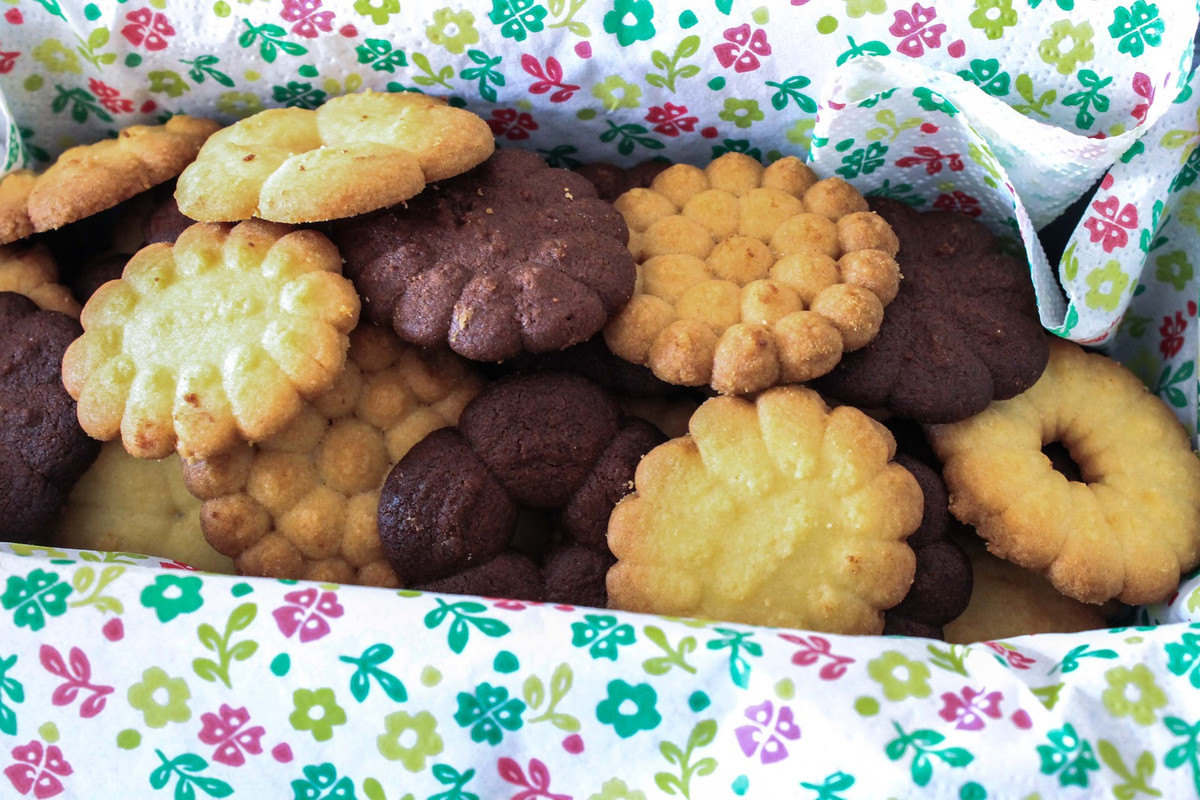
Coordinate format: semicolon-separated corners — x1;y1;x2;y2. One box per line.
969;0;1017;40
453;682;525;745
488;0;547;43
913;87;958;116
718;98;764;129
836;142;889;180
1037;724;1100;787
2;569;72;632
290;762;355;800
596;679;661;739
140;574;203;623
957;58;1012;97
289;688;346;743
712;139;762;161
1108;1;1164;58
1155;250;1194;291
603;0;655;47
570;615;636;661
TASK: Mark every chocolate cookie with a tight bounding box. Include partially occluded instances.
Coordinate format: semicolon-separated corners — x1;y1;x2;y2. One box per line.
814;198;1048;423
334;149;636;362
0;292;99;543
575;160;671;203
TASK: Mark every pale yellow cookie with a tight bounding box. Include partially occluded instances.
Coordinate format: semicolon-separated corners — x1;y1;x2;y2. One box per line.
0;242;79;317
62;220;360;460
175;91;495;224
53;440;233;573
182;323;482;586
604;153;899;395
607;386;922;632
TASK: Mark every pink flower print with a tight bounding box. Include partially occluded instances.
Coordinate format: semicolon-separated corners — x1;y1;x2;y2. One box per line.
121;8;175;51
280;0;334;39
88;79;133;114
1160;312;1187;359
983;641;1035;669
1132;72;1154;126
5;741;72;798
1083;195;1139;253
735;700;801;764
933;191;981;217
488;108;538;140
889;4;945;58
272;587;343;643
714;24;771;73
158;560;200;570
778;633;855;680
40;645;113;719
198;705;265;767
0;49;18;75
645;103;699;137
938;686;1003;731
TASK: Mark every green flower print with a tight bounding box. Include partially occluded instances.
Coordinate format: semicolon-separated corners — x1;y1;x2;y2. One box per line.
354;0;399;25
604;0;655;47
836;142;888;180
957;58;1011;96
1038;20;1095;76
489;0;547;43
289;688;347;742
595;679;661;739
1084;260;1130;312
32;39;81;74
571;614;636;661
140;574;203;623
589;778;647;800
2;569;71;632
291;763;355;800
454;682;526;745
719;98;764;130
913;87;958;116
1177;191;1200;234
867;651;932;701
1156;250;1194;291
1038;723;1100;788
1102;665;1167;725
426;8;480;54
969;0;1017;39
128;667;191;729
842;0;886;18
592;75;642;111
377;711;444;771
216;91;264;119
787;119;816;151
1108;1;1164;58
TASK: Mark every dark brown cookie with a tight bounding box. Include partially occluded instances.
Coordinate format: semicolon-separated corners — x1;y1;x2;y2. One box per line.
494;334;678;398
143;191;195;246
575;160;671;203
0;292;99;543
334;148;636;362
415;550;544;602
814;198;1048;423
543;544;613;608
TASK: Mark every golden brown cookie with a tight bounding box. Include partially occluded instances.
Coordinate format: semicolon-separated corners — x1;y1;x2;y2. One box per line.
181;323;482;586
0;242;79;317
928;337;1200;605
53;441;233;573
607;386;922;632
175;91;494;224
603;153;900;395
0;170;36;244
61;220;360;460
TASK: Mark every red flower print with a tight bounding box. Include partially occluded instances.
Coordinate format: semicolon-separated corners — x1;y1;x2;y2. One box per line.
1132;72;1154;126
488;108;538;140
714;24;771;73
895;145;964;175
1160;312;1187;359
0;48;18;75
1083;195;1139;253
735;700;801;764
497;757;571;800
938;686;1003;731
87;79;133;114
889;4;945;58
40;645;113;719
778;633;855;680
280;0;334;39
158;559;200;570
645;103;698;137
198;705;265;767
5;741;72;799
933;191;981;217
121;8;175;51
984;641;1035;669
521;54;580;103
272;587;343;643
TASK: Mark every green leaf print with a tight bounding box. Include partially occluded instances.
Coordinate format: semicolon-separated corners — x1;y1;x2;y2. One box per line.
149;70;191;98
799;771;856;800
192;603;258;689
546;0;589;36
1140;199;1168;252
75;28;116;69
1062;69;1113;130
339;644;407;703
766;75;817;113
460;49;505;103
2;568;72;631
181;55;235;88
1034;684;1065;711
50;85;112;124
150;750;233;799
706;628;762;690
1097;740;1162;799
1051;643;1119;674
0;653;23;736
645;35;701;93
1164;717;1200;795
865;179;927;207
69;565;124;614
429;764;479;800
655;719;717;798
835;36;891;67
1013;73;1057;118
238;20;308;63
926;643;970;676
642;625;697;676
410;52;455;89
600;121;665;156
537;144;582;169
424;598;510;654
522;663;579;732
1154;362;1194;409
886;724;975;787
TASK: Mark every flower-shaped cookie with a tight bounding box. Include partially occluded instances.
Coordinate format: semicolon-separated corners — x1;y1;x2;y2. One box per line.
603;153;900;395
62;220;360;460
607;386;923;633
182;323;482;586
175;91;494;224
0;243;79;317
334;149;636;362
0;116;220;244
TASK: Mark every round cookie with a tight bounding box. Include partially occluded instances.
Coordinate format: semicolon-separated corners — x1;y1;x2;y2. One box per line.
927;337;1200;605
606;386;923;633
0;292;99;544
603;153;900;395
0;242;80;317
62;220;361;460
182;323;482;586
815;198;1048;423
334;149;637;363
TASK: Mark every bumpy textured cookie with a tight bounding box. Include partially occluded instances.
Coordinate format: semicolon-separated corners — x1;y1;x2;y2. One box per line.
928;337;1200;605
0;243;80;317
54;441;233;573
335;149;636;362
0;292;99;543
943;534;1110;643
182;323;481;585
575;160;671;203
176;91;493;224
0;170;36;244
62;220;360;460
815;198;1048;423
607;386;922;632
378;372;663;597
0;116;220;243
603;153;900;395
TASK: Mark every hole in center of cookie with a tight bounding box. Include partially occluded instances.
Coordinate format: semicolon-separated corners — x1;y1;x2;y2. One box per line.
1042;441;1084;483
510;507;555;556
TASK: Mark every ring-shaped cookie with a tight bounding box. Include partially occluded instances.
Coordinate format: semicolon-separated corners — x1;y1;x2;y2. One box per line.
927;337;1200;605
